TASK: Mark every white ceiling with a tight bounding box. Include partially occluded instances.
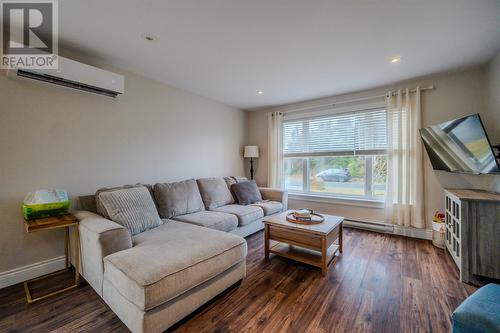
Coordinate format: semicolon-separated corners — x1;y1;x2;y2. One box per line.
58;0;500;110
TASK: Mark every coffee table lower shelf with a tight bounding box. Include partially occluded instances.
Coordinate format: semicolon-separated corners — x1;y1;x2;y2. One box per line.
269;241;340;273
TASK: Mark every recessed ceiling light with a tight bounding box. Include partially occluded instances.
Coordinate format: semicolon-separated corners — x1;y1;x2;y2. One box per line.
390;56;401;64
142;33;157;41
256;90;263;95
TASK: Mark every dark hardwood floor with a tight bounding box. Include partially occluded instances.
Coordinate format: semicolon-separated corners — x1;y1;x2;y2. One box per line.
0;228;476;333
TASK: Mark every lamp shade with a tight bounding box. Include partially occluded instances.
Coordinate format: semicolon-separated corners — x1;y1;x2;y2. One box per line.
244;145;259;158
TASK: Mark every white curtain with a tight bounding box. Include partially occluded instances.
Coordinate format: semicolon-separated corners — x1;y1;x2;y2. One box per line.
385;88;425;228
267;111;284;188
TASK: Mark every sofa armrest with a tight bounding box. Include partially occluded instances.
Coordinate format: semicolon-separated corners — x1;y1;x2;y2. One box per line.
259;187;288;210
75;211;132;296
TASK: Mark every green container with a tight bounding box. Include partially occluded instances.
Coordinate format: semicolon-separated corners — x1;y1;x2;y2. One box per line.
23;200;70;220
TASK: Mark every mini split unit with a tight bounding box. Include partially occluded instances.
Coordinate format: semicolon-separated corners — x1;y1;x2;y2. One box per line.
6;55;125;98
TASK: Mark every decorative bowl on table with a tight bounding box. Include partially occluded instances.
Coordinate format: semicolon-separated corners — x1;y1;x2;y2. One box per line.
287;209;325;225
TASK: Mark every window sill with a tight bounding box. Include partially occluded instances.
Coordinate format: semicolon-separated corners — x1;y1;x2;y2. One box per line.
288;192;385;209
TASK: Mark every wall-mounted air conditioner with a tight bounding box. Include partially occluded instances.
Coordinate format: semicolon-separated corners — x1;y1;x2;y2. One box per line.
6;55;124;98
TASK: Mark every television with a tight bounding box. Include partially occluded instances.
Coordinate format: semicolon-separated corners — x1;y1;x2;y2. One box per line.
419;114;500;174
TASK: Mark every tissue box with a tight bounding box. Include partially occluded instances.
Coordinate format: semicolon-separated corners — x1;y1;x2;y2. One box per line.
23;189;70;220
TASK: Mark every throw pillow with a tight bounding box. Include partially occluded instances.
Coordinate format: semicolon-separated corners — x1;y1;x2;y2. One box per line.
95;183;156;218
98;186;162;235
231;180;263;205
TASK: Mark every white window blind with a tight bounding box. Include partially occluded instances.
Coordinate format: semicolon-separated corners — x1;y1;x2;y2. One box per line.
283;108;387;157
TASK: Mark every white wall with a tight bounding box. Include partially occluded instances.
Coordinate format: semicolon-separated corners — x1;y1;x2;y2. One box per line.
485;52;500;193
485;52;500;145
245;66;500;227
0;65;245;273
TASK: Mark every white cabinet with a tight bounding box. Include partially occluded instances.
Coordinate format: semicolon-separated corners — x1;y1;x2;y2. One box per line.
445;192;461;273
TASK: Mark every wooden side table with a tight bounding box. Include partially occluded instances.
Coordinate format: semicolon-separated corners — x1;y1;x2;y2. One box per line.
23;214;80;303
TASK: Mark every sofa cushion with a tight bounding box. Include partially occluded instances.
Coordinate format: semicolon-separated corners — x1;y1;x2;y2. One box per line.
224;176;238;201
251;200;283;216
231;180;263;205
212;204;264;226
95;183;155;219
98;186;162;236
233;176;248;182
153;179;205;218
223;176;238;189
197;178;234;209
104;221;246;311
172;211;238;232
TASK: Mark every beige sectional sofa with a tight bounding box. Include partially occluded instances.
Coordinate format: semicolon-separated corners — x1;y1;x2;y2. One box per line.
75;176;287;333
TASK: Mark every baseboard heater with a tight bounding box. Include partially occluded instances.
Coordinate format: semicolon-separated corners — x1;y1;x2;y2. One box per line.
343;219;394;234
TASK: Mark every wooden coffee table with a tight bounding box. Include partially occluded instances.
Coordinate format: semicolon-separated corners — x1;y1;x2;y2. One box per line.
263;211;343;276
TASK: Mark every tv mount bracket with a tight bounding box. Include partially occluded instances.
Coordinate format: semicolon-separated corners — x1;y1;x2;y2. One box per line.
492;144;500;159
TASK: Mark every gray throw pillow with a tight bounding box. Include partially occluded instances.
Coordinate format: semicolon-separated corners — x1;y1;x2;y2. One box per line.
231;180;263;205
153;179;205;218
197;178;235;209
95;183;155;218
98;186;162;235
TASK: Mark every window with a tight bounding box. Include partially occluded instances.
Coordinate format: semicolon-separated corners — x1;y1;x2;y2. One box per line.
283;107;388;201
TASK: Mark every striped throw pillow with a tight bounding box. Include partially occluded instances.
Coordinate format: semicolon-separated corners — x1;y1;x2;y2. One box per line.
98;186;162;235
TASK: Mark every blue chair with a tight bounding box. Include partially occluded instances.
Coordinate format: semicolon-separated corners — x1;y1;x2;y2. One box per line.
452;283;500;333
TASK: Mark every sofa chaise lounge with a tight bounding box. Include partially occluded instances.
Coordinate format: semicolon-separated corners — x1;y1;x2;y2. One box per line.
75;176;287;333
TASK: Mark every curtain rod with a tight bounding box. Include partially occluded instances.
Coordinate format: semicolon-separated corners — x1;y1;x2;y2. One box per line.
388;85;434;96
280;85;435;115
